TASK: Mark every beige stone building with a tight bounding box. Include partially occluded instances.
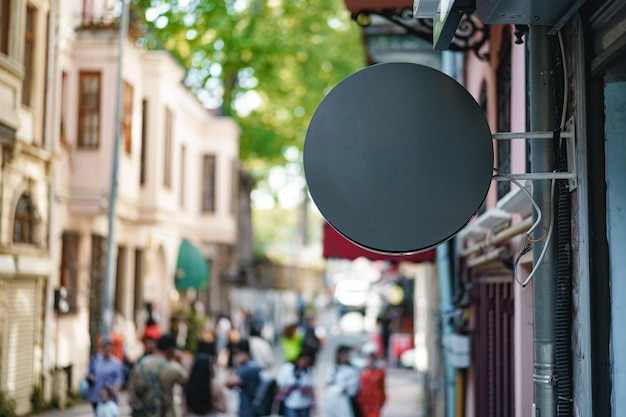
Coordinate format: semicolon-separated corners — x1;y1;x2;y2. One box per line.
1;0;243;413
0;0;56;414
51;0;241;393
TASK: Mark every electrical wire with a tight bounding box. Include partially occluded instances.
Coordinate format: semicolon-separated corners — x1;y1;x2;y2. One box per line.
495;31;567;287
558;31;568;132
493;168;555;287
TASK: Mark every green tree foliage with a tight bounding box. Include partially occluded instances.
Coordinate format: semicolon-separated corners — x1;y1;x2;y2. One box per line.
133;0;365;173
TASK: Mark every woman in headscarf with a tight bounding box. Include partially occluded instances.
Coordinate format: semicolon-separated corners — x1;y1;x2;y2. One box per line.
184;353;225;417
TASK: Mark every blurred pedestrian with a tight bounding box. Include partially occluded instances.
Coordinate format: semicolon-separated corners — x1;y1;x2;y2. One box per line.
324;345;360;417
142;317;162;351
86;337;124;414
127;333;188;417
96;386;119;417
225;339;261;417
249;325;274;370
356;343;386;417
276;349;316;417
300;315;324;365
279;323;304;363
197;327;218;362
184;353;226;417
223;328;242;369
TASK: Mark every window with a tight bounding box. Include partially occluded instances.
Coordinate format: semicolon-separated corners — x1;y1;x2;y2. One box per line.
472;277;515;417
163;107;173;188
231;159;238;215
60;232;80;312
180;145;186;208
139;99;148;185
133;249;144;318
0;0;10;55
202;155;216;213
78;72;101;148
115;246;127;317
22;5;35;106
14;194;36;243
60;72;68;145
90;234;106;348
122;81;134;153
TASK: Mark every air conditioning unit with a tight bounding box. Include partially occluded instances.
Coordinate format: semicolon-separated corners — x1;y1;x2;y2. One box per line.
497;180;533;219
474;208;512;231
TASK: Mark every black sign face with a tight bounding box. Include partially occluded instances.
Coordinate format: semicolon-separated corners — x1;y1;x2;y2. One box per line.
304;62;493;254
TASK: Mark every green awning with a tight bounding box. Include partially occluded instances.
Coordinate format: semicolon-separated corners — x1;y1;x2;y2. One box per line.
174;239;209;290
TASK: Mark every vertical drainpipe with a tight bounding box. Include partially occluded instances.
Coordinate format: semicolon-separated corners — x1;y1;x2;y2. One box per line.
438;50;458;417
436;241;455;417
528;26;558;417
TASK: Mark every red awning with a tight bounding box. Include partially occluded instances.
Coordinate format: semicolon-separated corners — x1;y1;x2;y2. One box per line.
323;222;436;262
343;0;414;14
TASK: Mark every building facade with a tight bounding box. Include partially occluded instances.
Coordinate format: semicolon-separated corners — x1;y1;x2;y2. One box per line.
49;0;241;397
0;0;55;414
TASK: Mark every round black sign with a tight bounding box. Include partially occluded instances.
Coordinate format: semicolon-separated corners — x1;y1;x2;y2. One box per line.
304;62;493;254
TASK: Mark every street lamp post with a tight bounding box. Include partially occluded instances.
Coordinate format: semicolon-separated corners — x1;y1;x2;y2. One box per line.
102;0;130;338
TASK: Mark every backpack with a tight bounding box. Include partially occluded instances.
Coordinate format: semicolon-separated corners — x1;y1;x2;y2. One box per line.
252;370;278;417
128;357;168;417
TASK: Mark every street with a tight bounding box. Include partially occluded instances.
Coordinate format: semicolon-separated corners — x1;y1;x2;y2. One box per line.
34;309;425;417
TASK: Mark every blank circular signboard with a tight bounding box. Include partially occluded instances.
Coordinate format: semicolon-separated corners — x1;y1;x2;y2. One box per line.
304;62;494;254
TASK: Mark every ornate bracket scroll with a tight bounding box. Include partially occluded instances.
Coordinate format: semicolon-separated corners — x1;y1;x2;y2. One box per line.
352;8;490;61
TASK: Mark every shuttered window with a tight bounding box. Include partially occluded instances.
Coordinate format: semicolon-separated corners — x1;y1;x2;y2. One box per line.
472;276;515;417
201;154;216;213
163;107;173;188
139;99;148;185
78;72;101;148
60;232;80;312
13;194;36;244
21;5;35;106
1;0;11;55
1;279;42;415
122;81;133;153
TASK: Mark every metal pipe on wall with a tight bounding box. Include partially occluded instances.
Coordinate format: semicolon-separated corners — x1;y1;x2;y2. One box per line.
102;0;130;337
460;217;533;258
528;25;559;417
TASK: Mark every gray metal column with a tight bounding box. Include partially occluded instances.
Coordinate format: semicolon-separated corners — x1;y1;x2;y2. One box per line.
528;25;558;417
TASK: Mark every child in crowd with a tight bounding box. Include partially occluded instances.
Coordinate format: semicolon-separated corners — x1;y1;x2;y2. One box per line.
96;386;119;417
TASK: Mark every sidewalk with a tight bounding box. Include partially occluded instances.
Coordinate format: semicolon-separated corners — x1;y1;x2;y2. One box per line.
32;366;425;417
381;367;426;417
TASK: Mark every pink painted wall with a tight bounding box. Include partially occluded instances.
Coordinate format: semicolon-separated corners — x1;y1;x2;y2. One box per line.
461;25;533;417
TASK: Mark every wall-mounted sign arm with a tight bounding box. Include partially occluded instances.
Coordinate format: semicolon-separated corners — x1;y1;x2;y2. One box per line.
491;120;577;190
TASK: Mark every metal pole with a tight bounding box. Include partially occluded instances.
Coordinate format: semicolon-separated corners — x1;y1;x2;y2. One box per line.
102;0;129;338
528;25;558;417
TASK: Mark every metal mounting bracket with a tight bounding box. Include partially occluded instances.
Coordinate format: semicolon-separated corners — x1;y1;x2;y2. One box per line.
491;118;577;191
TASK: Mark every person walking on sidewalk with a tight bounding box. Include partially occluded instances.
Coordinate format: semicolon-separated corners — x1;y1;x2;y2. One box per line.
184;353;226;417
248;325;274;370
86;337;124;414
356;343;386;417
96;386;120;417
225;339;261;417
324;345;361;417
127;333;188;417
276;349;316;417
279;323;303;363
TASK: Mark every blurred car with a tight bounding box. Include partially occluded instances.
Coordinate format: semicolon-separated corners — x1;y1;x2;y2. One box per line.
334;279;370;316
